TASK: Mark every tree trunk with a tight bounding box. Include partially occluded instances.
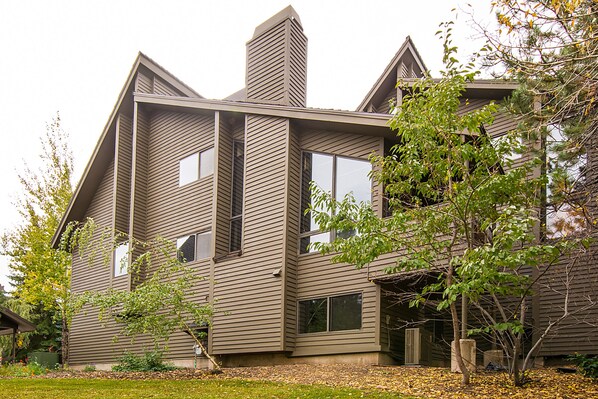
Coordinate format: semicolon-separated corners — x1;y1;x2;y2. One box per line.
62;311;69;367
512;333;523;386
451;301;470;384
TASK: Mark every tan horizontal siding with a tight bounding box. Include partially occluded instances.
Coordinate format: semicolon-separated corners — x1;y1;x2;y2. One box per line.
538;240;598;356
247;22;287;104
114;114;132;235
145;111;214;241
70;157;117;365
294;251;378;355
211;115;289;354
135;70;152;94
289;19;307;107
153;75;182;97
284;126;301;350
214;118;234;258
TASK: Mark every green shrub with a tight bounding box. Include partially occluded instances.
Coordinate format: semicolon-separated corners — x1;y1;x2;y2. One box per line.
569;354;598;378
112;350;176;372
0;361;49;377
83;364;96;372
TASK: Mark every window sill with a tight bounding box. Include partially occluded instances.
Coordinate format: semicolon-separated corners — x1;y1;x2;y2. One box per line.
213;250;243;263
297;328;363;337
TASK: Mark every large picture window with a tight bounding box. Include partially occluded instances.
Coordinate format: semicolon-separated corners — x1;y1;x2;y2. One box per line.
298;293;362;334
300;152;371;253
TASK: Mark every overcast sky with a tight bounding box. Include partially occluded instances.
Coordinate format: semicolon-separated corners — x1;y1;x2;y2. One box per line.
0;0;494;291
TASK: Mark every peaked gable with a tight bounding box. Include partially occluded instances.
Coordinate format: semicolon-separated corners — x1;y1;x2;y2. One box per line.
357;36;427;113
52;53;202;247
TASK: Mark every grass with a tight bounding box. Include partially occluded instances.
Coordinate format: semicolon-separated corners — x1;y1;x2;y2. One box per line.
0;378;407;399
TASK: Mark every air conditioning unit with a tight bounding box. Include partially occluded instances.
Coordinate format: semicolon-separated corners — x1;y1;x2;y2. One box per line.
405;328;432;365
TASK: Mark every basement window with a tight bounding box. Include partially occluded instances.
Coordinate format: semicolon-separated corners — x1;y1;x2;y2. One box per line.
298;293;362;334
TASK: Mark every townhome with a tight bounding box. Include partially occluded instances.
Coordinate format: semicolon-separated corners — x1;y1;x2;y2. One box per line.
54;6;596;369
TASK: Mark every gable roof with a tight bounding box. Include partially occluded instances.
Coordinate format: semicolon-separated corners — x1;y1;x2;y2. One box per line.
0;307;36;335
51;53;203;247
356;36;427;112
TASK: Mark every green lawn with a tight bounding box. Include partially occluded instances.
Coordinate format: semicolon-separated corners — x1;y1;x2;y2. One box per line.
0;378;407;399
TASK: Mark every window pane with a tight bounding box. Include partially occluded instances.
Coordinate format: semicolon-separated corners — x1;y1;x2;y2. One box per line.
299;232;330;254
491;134;522;161
330;293;362;331
298;298;327;333
301;152;333;233
336;157;371;204
200;148;214;178
177;235;196;263
179;153;199;186
197;231;211;259
230;141;244;252
114;242;129;277
230;217;242;252
231;141;245;217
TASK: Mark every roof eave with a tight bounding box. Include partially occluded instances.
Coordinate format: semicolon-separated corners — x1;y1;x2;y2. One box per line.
356;36;428;112
52;54;203;248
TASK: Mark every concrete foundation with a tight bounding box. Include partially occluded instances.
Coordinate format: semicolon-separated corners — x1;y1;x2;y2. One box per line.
220;352;395;367
71;352;395;370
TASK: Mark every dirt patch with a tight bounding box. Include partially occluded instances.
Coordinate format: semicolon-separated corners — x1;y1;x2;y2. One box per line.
43;364;597;398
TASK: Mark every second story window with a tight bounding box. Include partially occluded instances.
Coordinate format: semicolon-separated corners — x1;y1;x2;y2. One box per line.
179;148;215;187
177;231;212;263
300;152;371;254
230;141;244;252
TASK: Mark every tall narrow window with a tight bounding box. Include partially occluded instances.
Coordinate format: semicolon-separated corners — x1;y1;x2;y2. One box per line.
300;152;371;253
230;141;244;252
114;242;129;277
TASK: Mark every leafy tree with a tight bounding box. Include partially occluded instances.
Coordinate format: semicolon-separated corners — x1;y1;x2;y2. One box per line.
480;0;598;234
309;27;572;386
65;222;220;370
1;114;74;364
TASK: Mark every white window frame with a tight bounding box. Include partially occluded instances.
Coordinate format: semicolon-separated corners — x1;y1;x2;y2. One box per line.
176;230;212;263
299;151;372;254
113;242;129;277
179;148;214;187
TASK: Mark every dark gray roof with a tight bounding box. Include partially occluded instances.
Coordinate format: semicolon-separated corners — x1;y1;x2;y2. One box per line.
0;307;36;335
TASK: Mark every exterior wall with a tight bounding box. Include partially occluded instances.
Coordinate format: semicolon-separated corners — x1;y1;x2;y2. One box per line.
284;124;301;351
138;109;215;358
211;115;289;354
114;114;132;236
538;240;598;356
145;110;214;241
292;129;383;357
213;116;234;259
135;69;189;97
70;159;125;364
246;16;307;106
